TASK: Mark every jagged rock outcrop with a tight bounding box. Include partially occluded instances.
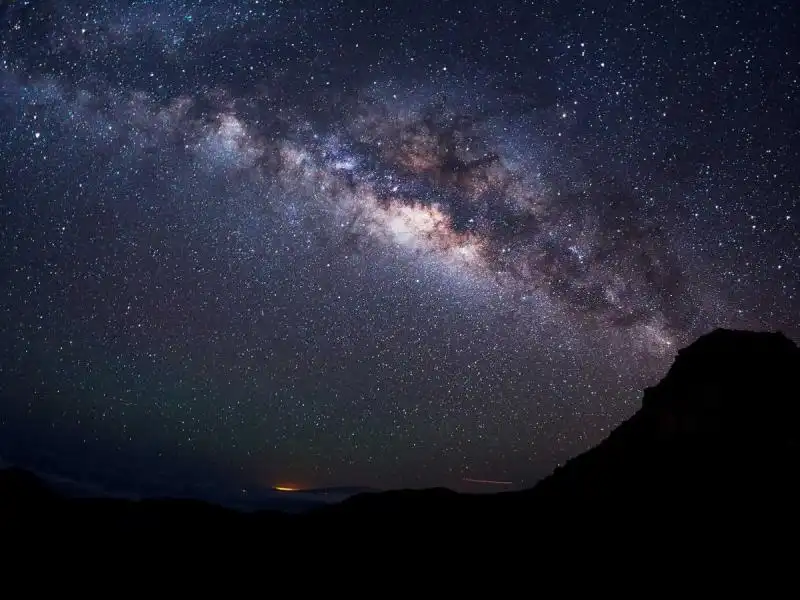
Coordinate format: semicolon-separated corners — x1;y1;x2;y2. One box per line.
527;328;800;513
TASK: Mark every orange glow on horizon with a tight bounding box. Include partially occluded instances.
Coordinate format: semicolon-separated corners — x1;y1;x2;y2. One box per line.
273;485;300;492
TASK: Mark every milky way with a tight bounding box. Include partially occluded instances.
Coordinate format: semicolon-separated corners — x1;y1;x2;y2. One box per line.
0;0;797;497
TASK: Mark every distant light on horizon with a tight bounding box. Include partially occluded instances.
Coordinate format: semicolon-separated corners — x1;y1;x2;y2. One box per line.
463;478;514;486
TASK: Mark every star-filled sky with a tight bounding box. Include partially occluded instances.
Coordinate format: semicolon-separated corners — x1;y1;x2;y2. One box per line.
0;0;797;499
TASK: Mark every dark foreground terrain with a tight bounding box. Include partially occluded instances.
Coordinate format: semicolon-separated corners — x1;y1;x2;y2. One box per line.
2;329;799;550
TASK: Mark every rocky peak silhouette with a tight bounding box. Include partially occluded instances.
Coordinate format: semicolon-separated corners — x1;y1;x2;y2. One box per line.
528;328;800;512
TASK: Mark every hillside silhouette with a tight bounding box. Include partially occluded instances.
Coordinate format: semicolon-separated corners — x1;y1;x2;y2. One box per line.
2;328;799;543
526;328;800;511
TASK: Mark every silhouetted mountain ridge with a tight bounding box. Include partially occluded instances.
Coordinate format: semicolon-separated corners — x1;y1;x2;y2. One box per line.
525;328;800;512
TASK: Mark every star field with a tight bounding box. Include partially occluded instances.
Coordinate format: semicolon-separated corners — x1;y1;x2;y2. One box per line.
0;0;797;498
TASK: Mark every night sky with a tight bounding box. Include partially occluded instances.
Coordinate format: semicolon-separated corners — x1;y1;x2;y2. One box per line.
0;0;797;499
